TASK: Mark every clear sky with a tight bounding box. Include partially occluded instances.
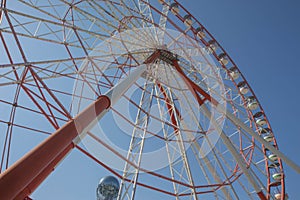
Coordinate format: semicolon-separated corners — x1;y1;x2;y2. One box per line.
3;0;299;199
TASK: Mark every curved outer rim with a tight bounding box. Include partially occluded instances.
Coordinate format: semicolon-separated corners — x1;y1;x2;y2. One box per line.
0;0;287;199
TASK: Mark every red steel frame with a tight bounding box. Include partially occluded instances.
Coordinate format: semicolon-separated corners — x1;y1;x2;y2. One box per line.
0;0;289;199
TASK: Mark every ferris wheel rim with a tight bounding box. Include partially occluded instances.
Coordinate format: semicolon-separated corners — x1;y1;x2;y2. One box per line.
0;1;293;199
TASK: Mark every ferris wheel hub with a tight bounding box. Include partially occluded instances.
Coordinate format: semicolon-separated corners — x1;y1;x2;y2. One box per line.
157;49;178;65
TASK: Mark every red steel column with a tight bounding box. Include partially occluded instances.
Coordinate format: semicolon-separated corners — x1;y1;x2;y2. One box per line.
0;96;110;200
16;145;74;199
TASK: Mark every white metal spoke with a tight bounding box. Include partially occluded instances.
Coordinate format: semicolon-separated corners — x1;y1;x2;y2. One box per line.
138;0;154;28
118;77;154;200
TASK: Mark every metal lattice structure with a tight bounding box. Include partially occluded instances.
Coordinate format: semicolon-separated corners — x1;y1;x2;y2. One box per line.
0;0;299;199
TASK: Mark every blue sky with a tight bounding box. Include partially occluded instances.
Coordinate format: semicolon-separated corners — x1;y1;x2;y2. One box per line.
1;0;299;199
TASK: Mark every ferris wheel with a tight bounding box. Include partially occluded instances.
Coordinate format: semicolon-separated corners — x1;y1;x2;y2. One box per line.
0;0;299;199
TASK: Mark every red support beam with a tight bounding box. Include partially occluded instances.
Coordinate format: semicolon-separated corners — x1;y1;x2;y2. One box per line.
16;145;73;199
0;96;110;200
172;60;219;106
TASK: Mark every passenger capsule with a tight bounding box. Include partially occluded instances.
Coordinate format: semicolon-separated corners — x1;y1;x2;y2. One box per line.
263;135;273;142
170;3;179;15
246;96;258;110
237;81;249;95
228;67;239;80
218;53;229;65
270;180;281;187
206;40;217;54
240;86;249;94
275;193;289;200
259;127;271;135
256;118;267;126
196;27;206;39
272;173;283;180
268;154;278;162
230;71;239;80
247;101;258;110
184;15;193;27
253;111;263;118
269;162;280;168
